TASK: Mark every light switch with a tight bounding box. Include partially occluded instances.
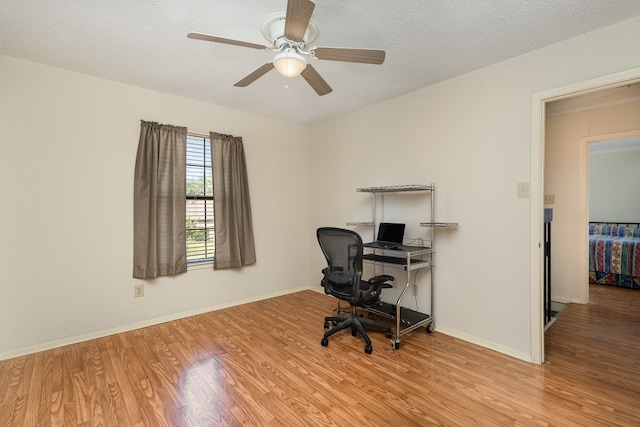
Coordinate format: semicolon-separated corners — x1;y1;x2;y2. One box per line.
517;182;530;198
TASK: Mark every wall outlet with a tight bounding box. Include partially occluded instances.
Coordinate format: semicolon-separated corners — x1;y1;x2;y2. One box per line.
412;284;419;296
544;194;555;204
134;284;144;298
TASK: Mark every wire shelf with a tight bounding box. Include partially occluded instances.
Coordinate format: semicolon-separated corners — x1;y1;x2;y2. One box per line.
420;222;459;228
356;184;433;193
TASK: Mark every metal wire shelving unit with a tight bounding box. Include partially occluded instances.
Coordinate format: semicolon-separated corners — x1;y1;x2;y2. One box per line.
348;183;458;349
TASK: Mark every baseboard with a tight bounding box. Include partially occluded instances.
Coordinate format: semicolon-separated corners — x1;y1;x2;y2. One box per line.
550;295;573;304
4;285;535;364
435;326;533;363
0;285;312;361
312;287;534;362
543;317;557;332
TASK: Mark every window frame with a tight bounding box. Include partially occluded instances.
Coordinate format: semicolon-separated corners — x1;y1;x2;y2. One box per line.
186;133;214;265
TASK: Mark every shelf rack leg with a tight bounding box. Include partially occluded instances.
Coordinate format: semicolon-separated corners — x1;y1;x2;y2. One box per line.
429;183;435;333
391;265;412;349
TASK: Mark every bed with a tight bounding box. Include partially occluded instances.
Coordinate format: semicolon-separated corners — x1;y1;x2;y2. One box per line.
589;222;640;290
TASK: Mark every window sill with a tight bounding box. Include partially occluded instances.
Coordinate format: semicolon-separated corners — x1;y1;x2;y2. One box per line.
187;260;213;271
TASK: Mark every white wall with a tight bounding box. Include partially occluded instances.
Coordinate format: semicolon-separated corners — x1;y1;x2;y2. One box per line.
309;15;640;361
589;147;640;222
4;15;640;363
0;55;310;359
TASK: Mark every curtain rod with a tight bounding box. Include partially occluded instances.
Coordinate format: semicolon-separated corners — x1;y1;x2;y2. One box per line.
188;131;209;138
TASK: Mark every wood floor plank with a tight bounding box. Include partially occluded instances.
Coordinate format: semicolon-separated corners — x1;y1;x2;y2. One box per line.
2;284;640;425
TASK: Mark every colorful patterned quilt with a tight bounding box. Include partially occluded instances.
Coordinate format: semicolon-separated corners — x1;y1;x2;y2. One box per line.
589;225;640;289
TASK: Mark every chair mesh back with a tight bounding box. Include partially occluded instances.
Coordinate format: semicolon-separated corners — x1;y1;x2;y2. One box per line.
317;228;363;278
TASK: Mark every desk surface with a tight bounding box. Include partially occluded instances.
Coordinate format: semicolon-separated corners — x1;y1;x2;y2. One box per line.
362;253;431;271
363;243;432;256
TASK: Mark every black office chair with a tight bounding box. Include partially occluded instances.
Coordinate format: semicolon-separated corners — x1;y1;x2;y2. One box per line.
317;227;394;354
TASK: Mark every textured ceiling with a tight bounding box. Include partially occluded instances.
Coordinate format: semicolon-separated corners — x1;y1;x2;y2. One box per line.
2;0;640;125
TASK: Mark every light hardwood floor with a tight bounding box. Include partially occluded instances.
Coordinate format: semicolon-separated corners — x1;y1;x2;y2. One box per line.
1;284;639;426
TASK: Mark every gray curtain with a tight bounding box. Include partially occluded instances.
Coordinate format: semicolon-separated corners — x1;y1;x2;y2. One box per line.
210;132;256;269
133;121;187;278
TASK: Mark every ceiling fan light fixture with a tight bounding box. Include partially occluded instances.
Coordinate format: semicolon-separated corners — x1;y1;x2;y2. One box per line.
273;49;307;77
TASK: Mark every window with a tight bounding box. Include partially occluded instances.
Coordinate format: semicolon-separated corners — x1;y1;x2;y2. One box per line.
186;134;214;264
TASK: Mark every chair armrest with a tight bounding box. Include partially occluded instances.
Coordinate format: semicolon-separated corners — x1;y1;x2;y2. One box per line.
322;266;344;273
368;275;394;285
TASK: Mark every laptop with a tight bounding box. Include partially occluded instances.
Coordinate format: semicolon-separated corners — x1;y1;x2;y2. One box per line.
365;222;405;249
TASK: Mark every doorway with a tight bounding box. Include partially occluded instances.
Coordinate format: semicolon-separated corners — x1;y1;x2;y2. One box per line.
530;69;640;364
545;86;640;306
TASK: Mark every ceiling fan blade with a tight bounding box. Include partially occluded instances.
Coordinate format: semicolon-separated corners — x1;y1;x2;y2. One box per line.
300;64;332;96
188;32;268;50
312;47;386;64
284;0;315;43
234;63;275;87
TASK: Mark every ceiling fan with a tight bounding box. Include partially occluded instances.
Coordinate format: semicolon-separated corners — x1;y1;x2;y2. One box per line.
188;0;385;96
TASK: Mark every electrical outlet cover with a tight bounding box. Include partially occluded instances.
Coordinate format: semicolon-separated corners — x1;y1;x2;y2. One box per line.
134;284;144;298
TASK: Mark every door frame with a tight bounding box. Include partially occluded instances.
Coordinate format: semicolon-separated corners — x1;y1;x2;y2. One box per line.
530;67;640;364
